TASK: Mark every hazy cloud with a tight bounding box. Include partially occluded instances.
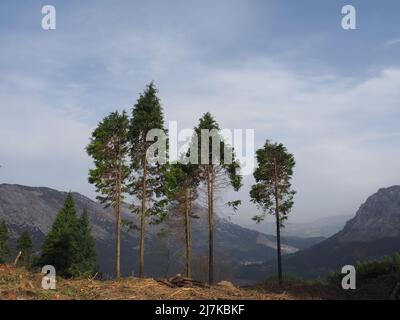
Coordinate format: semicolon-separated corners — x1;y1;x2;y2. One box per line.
1;1;400;225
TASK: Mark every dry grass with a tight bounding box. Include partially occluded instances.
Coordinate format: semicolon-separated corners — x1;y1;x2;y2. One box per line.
0;265;297;300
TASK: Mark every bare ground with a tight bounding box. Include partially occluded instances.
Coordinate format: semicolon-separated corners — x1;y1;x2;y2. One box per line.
0;265;299;300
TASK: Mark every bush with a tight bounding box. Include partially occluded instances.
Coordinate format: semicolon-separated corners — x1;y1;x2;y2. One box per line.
328;252;400;287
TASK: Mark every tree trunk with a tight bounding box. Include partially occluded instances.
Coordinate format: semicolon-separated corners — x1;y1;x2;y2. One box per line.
115;157;122;280
115;202;121;279
188;192;193;279
184;188;192;278
273;158;283;286
207;165;214;284
139;155;147;278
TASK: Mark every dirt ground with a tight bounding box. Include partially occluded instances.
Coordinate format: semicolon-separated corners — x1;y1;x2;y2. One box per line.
0;265;298;300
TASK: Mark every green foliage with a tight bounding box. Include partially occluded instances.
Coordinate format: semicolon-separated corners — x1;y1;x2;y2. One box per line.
163;162;199;203
86;110;129;279
121;219;139;232
193;112;242;194
39;194;97;278
86;110;130;207
250;140;296;226
70;209;97;277
328;252;400;287
129;82;165;155
0;220;9;263
17;231;33;269
227;200;242;212
193;112;242;190
128;82;168;221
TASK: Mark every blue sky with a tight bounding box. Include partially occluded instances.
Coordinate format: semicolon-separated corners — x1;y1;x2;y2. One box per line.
1;1;400;224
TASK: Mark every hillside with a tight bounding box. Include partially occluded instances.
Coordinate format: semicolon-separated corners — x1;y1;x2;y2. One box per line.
4;262;397;300
0;183;322;283
238;186;400;281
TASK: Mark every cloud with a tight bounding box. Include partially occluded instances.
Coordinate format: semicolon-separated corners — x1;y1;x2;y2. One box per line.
384;38;400;47
1;1;400;224
0;73;94;195
161;62;400;223
2;52;400;223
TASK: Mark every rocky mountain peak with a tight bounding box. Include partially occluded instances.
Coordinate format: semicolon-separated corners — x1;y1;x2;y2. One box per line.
338;185;400;242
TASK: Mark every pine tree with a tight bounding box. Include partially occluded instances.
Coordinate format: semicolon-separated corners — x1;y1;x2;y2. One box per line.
86;111;129;279
0;220;9;264
17;231;33;269
193;112;242;284
40;193;80;277
128;82;167;278
250;140;296;286
68;209;97;277
163;160;200;278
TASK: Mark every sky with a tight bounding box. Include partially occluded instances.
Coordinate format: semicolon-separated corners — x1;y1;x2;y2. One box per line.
0;0;400;225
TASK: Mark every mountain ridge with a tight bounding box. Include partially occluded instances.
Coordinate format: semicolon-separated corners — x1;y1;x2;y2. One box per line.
0;183;322;283
238;185;400;281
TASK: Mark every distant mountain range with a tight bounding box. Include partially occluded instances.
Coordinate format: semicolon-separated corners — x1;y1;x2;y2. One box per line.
238;185;400;282
242;214;351;238
0;183;323;283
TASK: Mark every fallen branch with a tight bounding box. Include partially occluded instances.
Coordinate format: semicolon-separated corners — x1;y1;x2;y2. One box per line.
13;251;22;267
88;272;99;281
156;275;210;289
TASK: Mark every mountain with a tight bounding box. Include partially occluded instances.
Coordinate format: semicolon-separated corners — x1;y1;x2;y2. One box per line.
336;186;400;242
0;183;322;283
238;186;400;281
242;215;351;238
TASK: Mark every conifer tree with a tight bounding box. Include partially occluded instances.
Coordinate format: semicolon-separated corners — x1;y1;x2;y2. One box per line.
17;231;33;269
250;140;296;286
193;112;242;284
69;209;97;277
0;220;9;264
40;194;98;278
128;82;167;278
40;193;80;277
86;111;129;279
163;160;200;278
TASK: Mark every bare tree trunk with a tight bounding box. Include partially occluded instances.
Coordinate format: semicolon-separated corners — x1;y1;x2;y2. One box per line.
115;153;122;280
207;165;214;284
188;191;193;278
139;155;147;278
115;201;121;279
184;188;191;278
273;158;283;286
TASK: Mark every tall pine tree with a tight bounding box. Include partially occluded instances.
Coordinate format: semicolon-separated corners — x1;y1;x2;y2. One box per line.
163;160;200;278
128;82;167;278
0;220;9;264
86;111;129;279
250;140;296;286
193;112;242;284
